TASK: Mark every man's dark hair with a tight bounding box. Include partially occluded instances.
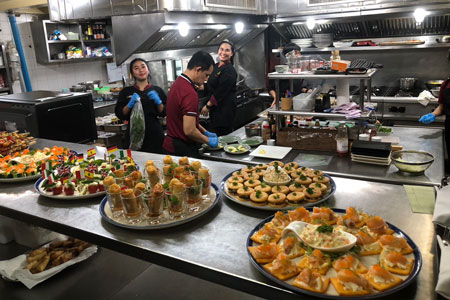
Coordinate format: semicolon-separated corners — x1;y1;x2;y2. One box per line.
282;43;301;56
187;51;215;71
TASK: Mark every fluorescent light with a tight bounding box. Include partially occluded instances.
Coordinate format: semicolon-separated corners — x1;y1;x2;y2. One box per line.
292;22;303;26
414;8;428;23
306;18;315;30
316;19;329;25
178;22;189;37
235;22;244;34
210;24;228;30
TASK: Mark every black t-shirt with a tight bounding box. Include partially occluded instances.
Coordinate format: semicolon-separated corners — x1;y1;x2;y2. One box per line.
115;84;167;153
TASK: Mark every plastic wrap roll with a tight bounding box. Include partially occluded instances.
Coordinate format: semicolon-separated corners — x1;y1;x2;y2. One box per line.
336;78;350;106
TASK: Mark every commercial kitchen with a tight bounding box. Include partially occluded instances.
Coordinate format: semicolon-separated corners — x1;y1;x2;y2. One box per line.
0;1;449;299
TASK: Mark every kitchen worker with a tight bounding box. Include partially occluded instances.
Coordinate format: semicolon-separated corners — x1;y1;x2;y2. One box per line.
200;40;237;136
419;78;450;155
115;58;166;154
163;51;218;157
269;43;311;107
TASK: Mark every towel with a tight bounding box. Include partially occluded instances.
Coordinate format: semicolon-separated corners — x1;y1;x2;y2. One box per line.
433;184;450;228
436;235;450;299
417;90;434;106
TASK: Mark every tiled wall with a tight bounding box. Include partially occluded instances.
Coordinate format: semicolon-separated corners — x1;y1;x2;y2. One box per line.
0;13;109;92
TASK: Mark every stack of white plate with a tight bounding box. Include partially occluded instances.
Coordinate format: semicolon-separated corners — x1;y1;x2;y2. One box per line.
291;38;313;48
312;33;333;48
351;153;392;166
333;40;353;48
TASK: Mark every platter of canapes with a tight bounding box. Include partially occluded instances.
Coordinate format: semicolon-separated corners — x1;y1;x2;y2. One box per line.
99;155;219;230
220;161;336;210
247;206;421;298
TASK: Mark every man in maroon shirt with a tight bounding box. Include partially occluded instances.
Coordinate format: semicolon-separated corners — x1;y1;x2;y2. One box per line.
163;51;218;157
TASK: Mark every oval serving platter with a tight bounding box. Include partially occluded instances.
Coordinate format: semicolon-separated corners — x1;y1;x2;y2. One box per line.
99;183;219;230
34;177;106;200
220;170;336;211
0;173;42;183
247;208;422;299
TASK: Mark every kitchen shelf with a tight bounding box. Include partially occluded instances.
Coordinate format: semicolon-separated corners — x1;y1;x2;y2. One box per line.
268;109;373;120
268;69;377;79
83;39;111;43
47;40;81;44
47;57;113;63
296;43;450;53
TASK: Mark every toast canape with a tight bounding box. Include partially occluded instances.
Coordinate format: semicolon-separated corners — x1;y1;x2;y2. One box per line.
295;175;313;185
289;182;305;193
228;176;243;183
279;233;306;259
364;264;403;292
298;249;331;275
330;269;373;296
365;216;394;237
380;249;414;275
353;231;382;256
254;182;272;193
337;207;368;229
312;175;330;185
263;253;299;281
286;191;306;205
268;193;287;208
251;222;281;244
227;181;243;195
304;187;323;202
309;182;327;193
310;207;338;226
249;190;269;206
378;234;414;255
271;185;290;195
244;179;261;188
332;254;368;274
270;211;290;232
232;169;249;179
248;243;280;264
293;269;329;293
236;186;253;201
288;207;311;223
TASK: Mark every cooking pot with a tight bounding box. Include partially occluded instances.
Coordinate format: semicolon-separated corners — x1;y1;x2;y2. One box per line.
399;78;416;90
425;80;444;90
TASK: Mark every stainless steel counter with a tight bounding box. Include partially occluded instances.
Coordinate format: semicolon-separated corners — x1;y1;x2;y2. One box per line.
200;125;445;187
0;139;437;300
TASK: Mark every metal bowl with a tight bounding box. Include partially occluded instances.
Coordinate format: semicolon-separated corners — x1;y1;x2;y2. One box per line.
391;150;434;175
245;123;261;137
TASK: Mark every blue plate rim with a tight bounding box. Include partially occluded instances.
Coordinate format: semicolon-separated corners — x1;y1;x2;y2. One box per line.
220;169;336;211
246;208;422;299
99;183;220;230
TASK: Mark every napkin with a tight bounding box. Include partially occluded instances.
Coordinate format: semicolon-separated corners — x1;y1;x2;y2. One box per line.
404;185;435;214
433;184;450;228
417;90;434;106
0;243;97;289
436;235;450;299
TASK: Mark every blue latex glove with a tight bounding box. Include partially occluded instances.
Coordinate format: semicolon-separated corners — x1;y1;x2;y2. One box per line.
204;131;217;138
147;90;162;106
128;93;140;109
207;136;218;148
419;113;436;124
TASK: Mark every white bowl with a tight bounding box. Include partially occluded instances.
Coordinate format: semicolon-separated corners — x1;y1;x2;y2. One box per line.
275;65;289;73
282;221;357;253
263;166;291;186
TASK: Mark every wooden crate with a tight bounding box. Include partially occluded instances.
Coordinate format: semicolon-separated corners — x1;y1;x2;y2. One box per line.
276;127;337;152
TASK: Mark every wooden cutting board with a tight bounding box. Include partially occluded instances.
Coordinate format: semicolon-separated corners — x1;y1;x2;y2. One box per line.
379;40;425;46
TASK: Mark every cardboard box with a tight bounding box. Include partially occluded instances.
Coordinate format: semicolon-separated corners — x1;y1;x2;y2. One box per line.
276;127;337;152
331;60;351;72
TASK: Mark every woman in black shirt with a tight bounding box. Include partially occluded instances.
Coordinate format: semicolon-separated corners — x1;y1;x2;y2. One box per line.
115;58;166;153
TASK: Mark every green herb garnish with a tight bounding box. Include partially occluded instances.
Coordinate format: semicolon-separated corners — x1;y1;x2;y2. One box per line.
256;190;262;198
317;225;333;233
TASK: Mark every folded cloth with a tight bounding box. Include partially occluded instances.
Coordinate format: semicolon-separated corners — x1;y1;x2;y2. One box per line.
433;184;450;228
436;235;450;299
418;90;434;106
331;103;361;119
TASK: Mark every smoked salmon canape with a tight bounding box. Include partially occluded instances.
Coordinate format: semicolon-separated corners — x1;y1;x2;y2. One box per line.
288;207;311;223
353;230;382;256
337;207;369;229
380;249;414;275
330;269;373;296
365;216;394;237
364;264;403;292
298;249;331;275
248;243;280;264
270;211;290;232
332;254;368;274
250;222;281;244
378;234;414;255
293;269;330;294
263;253;299;281
310;207;338;226
279;233;306;259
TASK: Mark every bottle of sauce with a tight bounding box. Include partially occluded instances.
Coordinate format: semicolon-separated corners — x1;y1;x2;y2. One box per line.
336;121;349;156
262;121;271;142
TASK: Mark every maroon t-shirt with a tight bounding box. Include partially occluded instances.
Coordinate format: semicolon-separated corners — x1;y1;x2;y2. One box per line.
438;78;450;104
163;74;200;152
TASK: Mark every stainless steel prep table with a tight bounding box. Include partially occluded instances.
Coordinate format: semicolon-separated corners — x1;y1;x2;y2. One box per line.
0;139;436;300
200;125;445;187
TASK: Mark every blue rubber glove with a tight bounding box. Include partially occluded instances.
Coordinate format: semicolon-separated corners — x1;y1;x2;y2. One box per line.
204;131;217;138
419;113;436;124
147;90;162;106
128;93;140;109
207;136;218;148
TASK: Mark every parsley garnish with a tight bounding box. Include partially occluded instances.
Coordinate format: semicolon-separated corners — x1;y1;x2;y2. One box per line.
317;225;333;233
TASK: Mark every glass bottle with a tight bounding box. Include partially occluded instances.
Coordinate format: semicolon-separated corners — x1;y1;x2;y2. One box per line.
336;121;349;156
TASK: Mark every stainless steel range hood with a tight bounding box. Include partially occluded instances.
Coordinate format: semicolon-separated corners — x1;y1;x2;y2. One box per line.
112;11;269;65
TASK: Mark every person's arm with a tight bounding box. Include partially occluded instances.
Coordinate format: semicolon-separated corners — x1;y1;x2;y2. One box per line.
269;90;276;107
433;103;444;117
115;90;131;120
183;116;209;144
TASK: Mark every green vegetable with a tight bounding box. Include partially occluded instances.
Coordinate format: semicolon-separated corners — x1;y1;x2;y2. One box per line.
317;224;334;233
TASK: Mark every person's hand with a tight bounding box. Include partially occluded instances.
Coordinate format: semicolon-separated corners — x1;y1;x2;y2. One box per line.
207;136;218;148
201;105;209;116
204;131;217;138
128;93;140;109
419;113;436;124
147;90;162;105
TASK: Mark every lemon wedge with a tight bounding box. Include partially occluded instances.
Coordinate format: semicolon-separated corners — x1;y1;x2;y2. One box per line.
259;149;266;154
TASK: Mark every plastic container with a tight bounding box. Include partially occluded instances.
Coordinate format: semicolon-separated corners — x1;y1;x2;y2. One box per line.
262;121;270;142
293;87;321;111
336;121;349;156
359;133;370;141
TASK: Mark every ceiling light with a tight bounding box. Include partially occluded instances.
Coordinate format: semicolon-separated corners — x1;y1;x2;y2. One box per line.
178;22;189;37
306;18;315;30
211;24;227;30
414;8;428;23
235;22;244;34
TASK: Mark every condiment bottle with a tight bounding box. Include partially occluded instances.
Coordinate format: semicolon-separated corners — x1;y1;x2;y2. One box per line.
336;121;349;156
262;121;271;142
